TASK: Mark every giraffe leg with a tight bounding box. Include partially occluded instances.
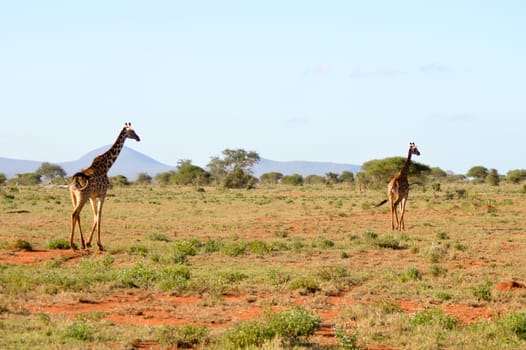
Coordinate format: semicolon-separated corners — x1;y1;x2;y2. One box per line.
86;196;105;251
70;194;88;250
399;198;408;231
86;198;99;249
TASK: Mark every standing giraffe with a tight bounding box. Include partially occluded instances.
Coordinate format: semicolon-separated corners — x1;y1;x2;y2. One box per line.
69;123;140;250
376;142;420;231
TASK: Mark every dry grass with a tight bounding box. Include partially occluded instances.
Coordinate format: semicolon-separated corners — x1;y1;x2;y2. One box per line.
1;182;526;349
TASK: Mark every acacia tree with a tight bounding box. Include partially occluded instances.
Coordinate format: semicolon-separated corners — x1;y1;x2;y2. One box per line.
36;162;66;184
207;149;260;189
361;157;430;187
467;166;488;182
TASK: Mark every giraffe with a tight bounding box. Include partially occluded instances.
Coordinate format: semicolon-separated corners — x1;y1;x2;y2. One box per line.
69;122;140;250
376;142;420;231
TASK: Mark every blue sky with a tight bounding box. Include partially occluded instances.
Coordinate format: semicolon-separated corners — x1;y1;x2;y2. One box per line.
1;1;525;174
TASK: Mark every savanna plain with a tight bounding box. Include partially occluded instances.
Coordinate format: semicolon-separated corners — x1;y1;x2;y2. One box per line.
2;182;526;349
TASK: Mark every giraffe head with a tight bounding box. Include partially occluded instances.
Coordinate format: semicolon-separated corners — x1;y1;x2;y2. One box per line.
409;142;420;156
124;122;141;142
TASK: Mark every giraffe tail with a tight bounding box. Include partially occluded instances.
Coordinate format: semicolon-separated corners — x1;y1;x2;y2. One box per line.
375;199;388;207
71;172;90;191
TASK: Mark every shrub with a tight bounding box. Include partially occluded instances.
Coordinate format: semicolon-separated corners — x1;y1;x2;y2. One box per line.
147;233;171;242
120;263;159;289
63;319;94;341
401;267;422;282
220;241;247;257
156;324;208;348
46;238;70;250
290;278;320;294
13;239;32;251
160;265;191;292
473;281;493;302
429;264;448;277
223;320;274;349
335;325;363;350
376;235;405;250
502;310;526;340
266;307;321;340
410;308;458;330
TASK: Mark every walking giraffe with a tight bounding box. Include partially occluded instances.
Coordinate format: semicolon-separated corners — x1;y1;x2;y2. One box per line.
69;123;140;250
376;142;420;231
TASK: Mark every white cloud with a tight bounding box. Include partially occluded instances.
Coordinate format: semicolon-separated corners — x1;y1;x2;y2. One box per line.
419;63;448;73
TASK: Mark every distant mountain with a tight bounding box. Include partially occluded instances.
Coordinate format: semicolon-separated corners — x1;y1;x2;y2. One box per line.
60;146;174;180
0;157;43;179
0;146;174;180
252;158;361;177
0;149;361;181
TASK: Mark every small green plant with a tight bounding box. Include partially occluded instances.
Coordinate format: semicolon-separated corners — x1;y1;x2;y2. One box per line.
363;229;378;241
401;267;422;282
376;235;405;250
46;238;70;250
220;241;247;257
120;263;159;289
423;244;447;263
266;307;321;340
247;240;271;255
63;319;94;341
147;233;171;242
128;244;148;256
436;231;449;240
203;238;224;253
429;264;448;277
473;281;493;302
290;277;320;294
223;319;274;349
501;310;526;340
156;324;208;348
410;308;458;330
13;239;32;251
335;325;363;350
268;268;291;286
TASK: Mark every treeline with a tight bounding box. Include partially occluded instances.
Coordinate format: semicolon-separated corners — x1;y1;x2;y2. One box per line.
1;149;526;189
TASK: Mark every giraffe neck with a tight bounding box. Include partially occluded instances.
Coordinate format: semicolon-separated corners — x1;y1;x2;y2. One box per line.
399;149;413;179
91;128;128;174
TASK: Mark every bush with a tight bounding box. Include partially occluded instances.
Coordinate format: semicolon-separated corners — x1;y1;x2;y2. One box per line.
223;320;274;349
63;319;94;341
13;239;32;251
156;324;208;348
410;308;458;330
502;310;526;340
222;307;320;349
46;238;70;250
290;278;320;294
266;307;321;340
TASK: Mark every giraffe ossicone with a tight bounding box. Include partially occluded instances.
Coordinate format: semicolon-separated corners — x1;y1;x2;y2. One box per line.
69;123;140;250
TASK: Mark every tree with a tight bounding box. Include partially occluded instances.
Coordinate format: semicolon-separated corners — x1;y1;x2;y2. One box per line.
173;160;210;186
260;172;283;184
361;157;430;187
304;175;325;185
506;169;526;184
467;166;488;182
135;172;152;185
486;169;500;186
281;174;303;186
338;171;355;184
0;173;6;186
110;175;130;187
154;171;175;185
325;172;340;185
207;149;260;189
36;162;66;184
7;173;41;186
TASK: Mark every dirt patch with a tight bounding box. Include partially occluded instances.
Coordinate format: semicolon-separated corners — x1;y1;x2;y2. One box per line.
0;249;90;265
495;281;526;292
